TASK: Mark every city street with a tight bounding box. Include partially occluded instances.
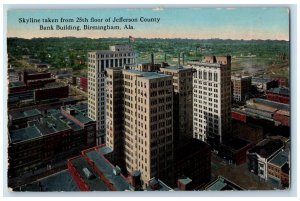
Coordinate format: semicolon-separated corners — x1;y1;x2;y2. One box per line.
211;153;274;190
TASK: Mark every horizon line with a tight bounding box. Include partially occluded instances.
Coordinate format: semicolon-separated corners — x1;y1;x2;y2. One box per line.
7;36;290;42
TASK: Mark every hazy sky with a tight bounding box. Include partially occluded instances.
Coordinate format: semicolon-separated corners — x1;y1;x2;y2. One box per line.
7;8;289;40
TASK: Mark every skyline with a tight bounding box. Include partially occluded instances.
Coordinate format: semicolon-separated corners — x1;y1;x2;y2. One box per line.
7;7;289;41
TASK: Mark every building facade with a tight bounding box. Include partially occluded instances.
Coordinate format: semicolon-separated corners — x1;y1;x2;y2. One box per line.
247;139;284;181
160;66;193;143
231;75;252;102
8;105;96;178
188;56;231;148
266;87;290;104
88;45;136;144
106;68;174;186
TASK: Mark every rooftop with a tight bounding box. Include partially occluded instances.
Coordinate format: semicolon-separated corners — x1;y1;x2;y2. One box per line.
268;87;290;96
9;81;26;88
178;176;192;185
222;138;251;151
51;112;82;131
124;69;171;80
10;109;42;121
85;149;130;191
248;139;284;159
252;77;274;84
187;61;223;68
161;65;191;71
248;98;290;111
146;178;173;191
205;176;244;191
231;75;252;80
17;170;79;191
9;126;42;143
269;150;289;167
35;116;71;136
175;139;210;161
70;156;110;191
62;104;93;125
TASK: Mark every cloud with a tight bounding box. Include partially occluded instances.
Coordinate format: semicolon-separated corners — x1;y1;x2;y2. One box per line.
152;7;164;11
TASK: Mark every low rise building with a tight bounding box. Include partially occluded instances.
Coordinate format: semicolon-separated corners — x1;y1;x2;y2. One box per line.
266;87;290;104
267;149;290;188
219;137;253;165
8;105;96;178
9;109;42;130
247;139;284;181
252;77;278;92
232;98;290;127
174;139;211;189
205;176;244;191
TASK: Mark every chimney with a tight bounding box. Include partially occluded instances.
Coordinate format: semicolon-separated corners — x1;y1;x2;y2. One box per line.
131;170;142;190
151;53;154;66
178;53;181;65
164;53;167;62
182;53;185;65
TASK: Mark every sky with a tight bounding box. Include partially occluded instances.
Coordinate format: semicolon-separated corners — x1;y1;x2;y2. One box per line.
7;7;289;40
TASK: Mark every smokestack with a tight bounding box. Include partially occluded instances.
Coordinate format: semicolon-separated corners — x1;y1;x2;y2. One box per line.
164;53;167;62
178;53;181;65
182;53;185;65
151;53;154;66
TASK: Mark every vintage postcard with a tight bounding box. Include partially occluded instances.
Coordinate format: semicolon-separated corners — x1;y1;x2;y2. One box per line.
6;6;290;192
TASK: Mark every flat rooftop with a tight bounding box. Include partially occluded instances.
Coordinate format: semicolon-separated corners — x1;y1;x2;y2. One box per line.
18;170;79;192
9;126;42;143
161;65;191;71
250;98;289;111
269;150;289;167
10;109;42;120
252;77;274;83
222;138;251;151
35;116;71;136
248;139;283;159
9;81;26;88
62;104;93;125
51;112;82;131
85;149;130;191
205;176;243;191
175;138;210;161
124;69;171;80
268;87;290;96
187;61;223;68
146;178;173;191
70;156;110;191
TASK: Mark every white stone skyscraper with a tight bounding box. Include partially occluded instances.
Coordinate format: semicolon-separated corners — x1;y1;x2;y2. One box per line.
88;45;136;144
188;56;231;148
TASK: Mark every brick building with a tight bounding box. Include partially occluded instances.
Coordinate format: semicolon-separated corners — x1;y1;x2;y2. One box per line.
8;105;96;178
267;150;290;188
80;77;88;92
247;139;284;181
160;66;194;143
34;84;69;101
266;87;290;104
231;75;252;102
174;139;211;189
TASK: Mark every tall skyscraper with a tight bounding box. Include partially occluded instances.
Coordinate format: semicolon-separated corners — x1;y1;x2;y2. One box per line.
160;65;193;143
88;45;136;144
106;68;174;185
188;56;231;148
